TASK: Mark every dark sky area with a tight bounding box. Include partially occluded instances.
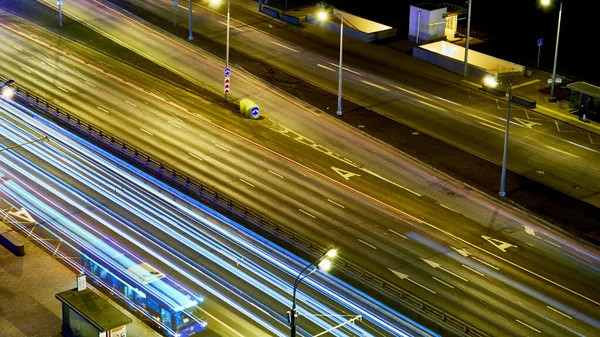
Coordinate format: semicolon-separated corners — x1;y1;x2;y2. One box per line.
326;0;598;86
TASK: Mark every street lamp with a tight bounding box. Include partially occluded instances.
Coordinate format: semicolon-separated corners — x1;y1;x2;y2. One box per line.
1;79;15;98
188;0;194;40
57;0;63;28
318;10;344;116
210;0;231;101
463;0;472;77
289;248;337;337
541;0;562;101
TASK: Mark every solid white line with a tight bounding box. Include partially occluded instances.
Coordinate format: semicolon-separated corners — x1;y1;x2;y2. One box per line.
168;121;182;128
298;208;316;218
12;45;23;52
85;80;96;87
125;100;137;107
395;85;430;100
218;21;244;32
406;278;436;294
177;4;193;12
588;165;600;172
214;143;230;152
516;319;541;333
317;63;335;72
20;67;31;74
268;170;284;179
188;152;203;161
195;114;212;123
416;99;447;111
270;41;299;53
140;128;153;136
543;239;561;248
358;239;377;249
57;86;69;93
545;145;580;158
388;228;407;239
511;79;540;89
432;276;454;288
478;121;504;132
546;306;572;319
434;95;462;106
439;204;458;213
96;106;109;113
361;80;390;92
239;179;255;188
327;62;362;75
472;256;500;270
327;199;345;208
462;264;485;277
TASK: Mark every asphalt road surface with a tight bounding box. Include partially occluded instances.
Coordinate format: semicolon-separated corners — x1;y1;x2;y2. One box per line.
0;4;599;337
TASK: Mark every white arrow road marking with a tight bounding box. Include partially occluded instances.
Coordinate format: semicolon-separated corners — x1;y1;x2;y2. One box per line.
7;207;35;223
481;235;518;252
524;226;536;236
421;258;469;282
388;269;436;294
331;167;361;180
514;117;541;129
451;246;471;257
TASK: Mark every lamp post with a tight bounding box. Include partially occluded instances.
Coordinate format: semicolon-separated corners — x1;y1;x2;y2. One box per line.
188;0;194;40
318;11;344;116
210;0;231;101
57;0;63;27
541;0;562;101
463;0;472;77
173;0;178;28
289;248;337;337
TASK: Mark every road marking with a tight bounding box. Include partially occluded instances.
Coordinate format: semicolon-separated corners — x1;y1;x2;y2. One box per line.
57;86;69;93
140;128;153;136
298;209;316;218
267;170;284;179
239;179;255;188
327;62;362;75
434;95;462;106
177;4;194;12
554;121;576;133
188;152;203;161
96;106;109;113
432;276;454;288
545;145;580;158
44;61;58;69
388;269;437;294
588;165;600;173
395;86;430;100
513;117;541;129
451;247;471;257
422;258;469;281
168;121;182;128
358;239;377;249
20;67;31;74
388;228;407;239
195;307;245;337
462;264;485;277
317;63;335;72
546;306;572;319
481;235;518;252
327;199;345;208
524;226;536;236
125;100;137;107
84;80;96;87
543;239;561;248
361;80;390;92
12;45;23;52
331;167;360;180
471;257;499;270
214;143;230;152
195;114;212;123
218;21;244;32
439;204;458;213
511;79;540;89
461;79;481;88
416;99;447;111
478;121;504;132
516;319;541;333
270;41;299;53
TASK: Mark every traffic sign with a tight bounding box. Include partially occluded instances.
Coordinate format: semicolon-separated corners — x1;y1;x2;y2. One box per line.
250;106;259;116
224;75;230;93
537;38;544;47
224;67;231;76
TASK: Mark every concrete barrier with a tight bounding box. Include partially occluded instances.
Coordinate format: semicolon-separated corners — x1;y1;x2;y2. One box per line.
0;222;25;256
261;6;279;19
511;94;536;108
480;85;506;97
240;99;260;119
281;13;300;25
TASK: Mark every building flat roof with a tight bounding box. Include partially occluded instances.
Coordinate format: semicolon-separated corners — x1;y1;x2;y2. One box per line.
56;288;132;331
335;9;393;34
567;81;600;99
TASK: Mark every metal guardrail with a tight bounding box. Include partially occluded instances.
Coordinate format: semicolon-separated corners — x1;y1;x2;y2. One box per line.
1;77;490;337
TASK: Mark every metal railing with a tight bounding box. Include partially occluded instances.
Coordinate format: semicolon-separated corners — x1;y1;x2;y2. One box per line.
1;76;490;337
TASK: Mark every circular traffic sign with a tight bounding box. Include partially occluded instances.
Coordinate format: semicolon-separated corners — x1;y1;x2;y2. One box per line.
251;107;259;116
224;67;231;76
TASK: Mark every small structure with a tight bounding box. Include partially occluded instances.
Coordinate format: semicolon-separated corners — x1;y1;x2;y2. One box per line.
567;81;600;116
56;286;131;337
408;3;464;44
306;9;397;42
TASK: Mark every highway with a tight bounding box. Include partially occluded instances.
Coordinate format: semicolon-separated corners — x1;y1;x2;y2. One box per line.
0;101;437;337
1;4;599;336
111;0;600;208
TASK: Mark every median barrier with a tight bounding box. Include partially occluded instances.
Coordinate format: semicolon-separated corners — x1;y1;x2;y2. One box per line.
511;94;536;108
2;74;490;337
480;84;506;97
281;13;300;25
261;6;279;19
0;222;25;256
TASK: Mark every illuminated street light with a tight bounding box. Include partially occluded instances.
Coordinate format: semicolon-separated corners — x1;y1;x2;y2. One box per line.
483;75;498;88
209;0;231;101
1;79;15;98
540;0;562;101
318;10;344;116
289;247;338;337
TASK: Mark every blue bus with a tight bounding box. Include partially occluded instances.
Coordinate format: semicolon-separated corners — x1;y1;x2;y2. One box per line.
80;239;207;337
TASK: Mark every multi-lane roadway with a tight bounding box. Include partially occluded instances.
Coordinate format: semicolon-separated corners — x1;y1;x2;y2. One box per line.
0;2;599;336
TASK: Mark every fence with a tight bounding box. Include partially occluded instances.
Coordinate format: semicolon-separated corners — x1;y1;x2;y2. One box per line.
1;76;490;337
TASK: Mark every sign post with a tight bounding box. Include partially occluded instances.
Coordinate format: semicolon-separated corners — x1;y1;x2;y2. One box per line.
537;38;543;68
173;0;179;27
76;274;86;291
224;67;231;101
57;0;63;27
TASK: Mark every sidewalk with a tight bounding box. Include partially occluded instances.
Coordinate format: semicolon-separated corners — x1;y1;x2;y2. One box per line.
235;0;600;135
0;236;162;337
